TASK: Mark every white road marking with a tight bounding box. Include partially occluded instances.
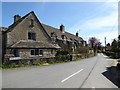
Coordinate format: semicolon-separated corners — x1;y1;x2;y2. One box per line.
61;69;83;83
92;87;96;90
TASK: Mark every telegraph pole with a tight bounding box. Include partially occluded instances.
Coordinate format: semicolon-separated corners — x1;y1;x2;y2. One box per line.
105;37;106;52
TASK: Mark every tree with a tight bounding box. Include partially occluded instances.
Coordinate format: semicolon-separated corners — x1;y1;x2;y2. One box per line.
118;35;120;40
107;43;110;46
111;39;118;52
89;37;101;55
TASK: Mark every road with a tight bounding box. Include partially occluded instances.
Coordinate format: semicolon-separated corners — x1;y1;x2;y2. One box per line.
2;53;118;88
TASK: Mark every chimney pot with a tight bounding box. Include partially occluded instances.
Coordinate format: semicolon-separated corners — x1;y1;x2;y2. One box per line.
60;24;65;33
14;14;21;23
76;32;78;37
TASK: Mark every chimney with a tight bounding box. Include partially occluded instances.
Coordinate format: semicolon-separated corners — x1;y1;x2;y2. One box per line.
14;14;21;23
76;32;78;37
60;24;65;33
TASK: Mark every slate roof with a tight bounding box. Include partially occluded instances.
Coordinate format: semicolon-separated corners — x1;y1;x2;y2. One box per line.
42;24;84;42
3;11;84;47
9;40;60;49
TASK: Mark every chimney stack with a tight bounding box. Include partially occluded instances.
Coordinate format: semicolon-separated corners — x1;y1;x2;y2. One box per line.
14;14;21;23
76;32;78;37
60;24;65;33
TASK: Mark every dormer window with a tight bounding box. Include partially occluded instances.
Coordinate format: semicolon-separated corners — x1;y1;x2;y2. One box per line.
28;32;36;40
30;19;34;27
51;32;57;42
61;35;67;41
61;35;67;44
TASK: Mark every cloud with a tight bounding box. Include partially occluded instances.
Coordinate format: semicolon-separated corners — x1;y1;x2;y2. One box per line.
80;11;118;31
68;2;118;46
69;3;118;32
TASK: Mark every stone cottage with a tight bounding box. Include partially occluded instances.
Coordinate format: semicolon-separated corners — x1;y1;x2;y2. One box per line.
1;11;85;64
42;24;85;52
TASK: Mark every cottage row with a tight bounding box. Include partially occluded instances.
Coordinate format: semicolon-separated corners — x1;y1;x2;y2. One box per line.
0;11;86;64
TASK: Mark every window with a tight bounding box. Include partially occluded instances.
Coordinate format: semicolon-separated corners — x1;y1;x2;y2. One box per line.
35;49;39;55
28;32;36;40
13;49;19;57
39;50;43;56
30;19;34;27
31;49;35;55
61;35;67;40
50;49;54;55
51;32;56;42
30;49;43;56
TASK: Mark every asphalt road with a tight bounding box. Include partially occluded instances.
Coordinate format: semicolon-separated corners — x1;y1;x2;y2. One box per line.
2;53;118;88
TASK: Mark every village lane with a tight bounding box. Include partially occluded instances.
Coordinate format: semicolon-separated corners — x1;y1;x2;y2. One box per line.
2;54;118;88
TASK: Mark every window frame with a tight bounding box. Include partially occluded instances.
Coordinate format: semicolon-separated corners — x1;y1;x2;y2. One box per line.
30;49;44;56
28;32;36;41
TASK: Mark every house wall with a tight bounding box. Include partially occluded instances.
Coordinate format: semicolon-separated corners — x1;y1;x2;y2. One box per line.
7;13;50;47
7;49;56;60
4;49;57;65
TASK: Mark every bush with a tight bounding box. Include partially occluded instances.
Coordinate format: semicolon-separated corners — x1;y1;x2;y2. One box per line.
56;49;69;55
75;46;89;54
97;50;102;53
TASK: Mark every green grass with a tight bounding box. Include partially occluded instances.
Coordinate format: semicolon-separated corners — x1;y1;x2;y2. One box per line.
1;64;33;69
32;62;45;66
2;61;49;69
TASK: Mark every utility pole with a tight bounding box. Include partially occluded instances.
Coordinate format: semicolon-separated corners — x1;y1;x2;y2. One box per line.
105;37;106;52
118;35;120;58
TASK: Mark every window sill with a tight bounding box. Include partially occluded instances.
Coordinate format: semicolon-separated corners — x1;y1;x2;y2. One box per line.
30;55;43;57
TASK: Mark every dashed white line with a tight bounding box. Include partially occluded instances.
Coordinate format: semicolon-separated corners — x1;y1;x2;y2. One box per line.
92;87;96;90
61;69;83;83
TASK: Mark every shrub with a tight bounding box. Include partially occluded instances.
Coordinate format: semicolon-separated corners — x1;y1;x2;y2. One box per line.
56;49;69;55
75;46;89;54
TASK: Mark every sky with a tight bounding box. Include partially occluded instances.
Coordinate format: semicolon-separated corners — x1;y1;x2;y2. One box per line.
1;1;118;46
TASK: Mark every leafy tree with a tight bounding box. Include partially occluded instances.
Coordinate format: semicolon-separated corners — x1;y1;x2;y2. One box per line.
111;39;118;52
89;37;101;48
106;43;111;51
118;35;120;40
88;37;101;55
107;43;110;46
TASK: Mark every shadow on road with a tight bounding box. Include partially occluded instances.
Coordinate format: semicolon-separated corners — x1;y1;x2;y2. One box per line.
102;66;120;88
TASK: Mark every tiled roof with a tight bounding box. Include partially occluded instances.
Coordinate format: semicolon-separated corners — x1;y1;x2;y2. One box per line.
42;24;84;42
9;40;60;49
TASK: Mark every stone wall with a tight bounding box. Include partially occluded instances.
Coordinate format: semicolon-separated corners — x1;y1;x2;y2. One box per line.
3;48;57;65
4;58;55;65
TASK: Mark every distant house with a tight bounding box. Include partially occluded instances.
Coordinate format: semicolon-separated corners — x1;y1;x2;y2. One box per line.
1;11;85;64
